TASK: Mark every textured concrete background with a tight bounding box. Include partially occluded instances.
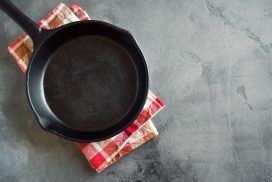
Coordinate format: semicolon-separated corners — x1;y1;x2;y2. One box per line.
1;0;272;181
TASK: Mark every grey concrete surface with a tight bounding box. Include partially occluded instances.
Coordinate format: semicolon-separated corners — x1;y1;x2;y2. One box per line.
1;0;272;181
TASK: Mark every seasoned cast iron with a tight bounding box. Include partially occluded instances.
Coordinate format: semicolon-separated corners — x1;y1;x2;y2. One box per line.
0;0;149;142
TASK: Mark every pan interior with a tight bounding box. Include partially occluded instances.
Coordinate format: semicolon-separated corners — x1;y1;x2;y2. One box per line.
43;35;138;132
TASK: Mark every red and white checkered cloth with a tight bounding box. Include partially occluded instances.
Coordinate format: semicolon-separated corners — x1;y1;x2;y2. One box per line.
7;3;165;173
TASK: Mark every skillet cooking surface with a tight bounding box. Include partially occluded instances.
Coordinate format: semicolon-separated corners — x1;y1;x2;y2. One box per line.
43;35;138;131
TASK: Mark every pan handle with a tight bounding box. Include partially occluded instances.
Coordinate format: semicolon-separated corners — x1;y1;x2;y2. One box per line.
0;0;42;40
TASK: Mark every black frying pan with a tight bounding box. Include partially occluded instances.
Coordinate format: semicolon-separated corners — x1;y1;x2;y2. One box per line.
0;0;149;142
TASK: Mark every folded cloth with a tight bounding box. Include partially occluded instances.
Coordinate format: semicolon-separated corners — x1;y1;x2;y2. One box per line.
7;3;165;173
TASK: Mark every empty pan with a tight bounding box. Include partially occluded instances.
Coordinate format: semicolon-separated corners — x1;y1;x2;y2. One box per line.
0;0;149;142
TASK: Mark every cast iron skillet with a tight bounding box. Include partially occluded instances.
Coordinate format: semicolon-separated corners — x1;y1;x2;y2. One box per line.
0;0;148;142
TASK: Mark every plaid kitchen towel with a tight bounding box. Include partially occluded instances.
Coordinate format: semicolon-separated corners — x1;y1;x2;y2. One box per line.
7;3;165;173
